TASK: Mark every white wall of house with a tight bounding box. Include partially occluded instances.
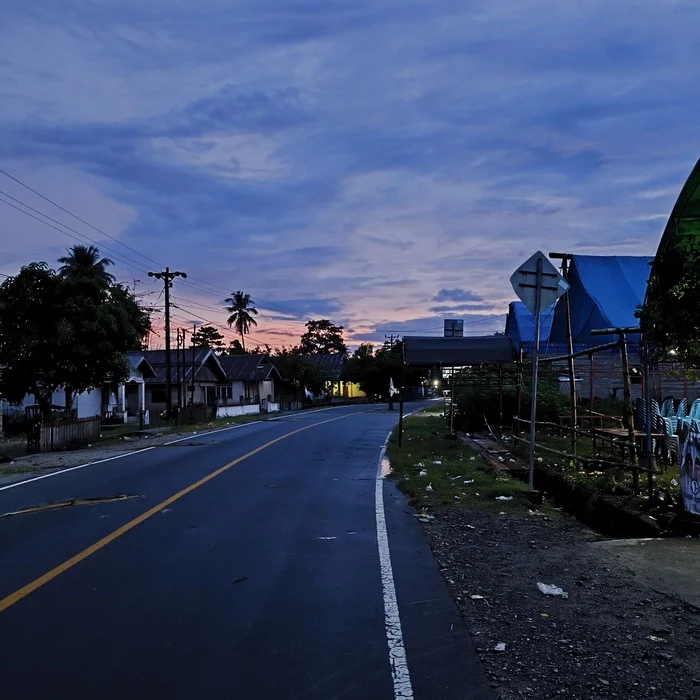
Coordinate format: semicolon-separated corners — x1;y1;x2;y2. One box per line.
22;387;103;418
216;404;260;418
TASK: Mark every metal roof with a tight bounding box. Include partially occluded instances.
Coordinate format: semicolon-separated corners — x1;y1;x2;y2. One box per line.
403;336;516;366
127;349;227;384
218;354;282;382
302;353;345;379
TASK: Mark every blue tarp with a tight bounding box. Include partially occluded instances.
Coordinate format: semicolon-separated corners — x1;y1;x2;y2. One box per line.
505;301;555;351
549;255;653;348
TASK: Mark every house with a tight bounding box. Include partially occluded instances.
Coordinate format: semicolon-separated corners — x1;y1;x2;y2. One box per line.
121;349;228;420
217;354;282;416
539;254;698;402
303;353;366;399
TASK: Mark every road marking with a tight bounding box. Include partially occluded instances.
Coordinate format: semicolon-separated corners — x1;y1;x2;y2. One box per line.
0;410;372;614
0;405;371;492
0;448;156;492
162;420;262;445
375;428;414;700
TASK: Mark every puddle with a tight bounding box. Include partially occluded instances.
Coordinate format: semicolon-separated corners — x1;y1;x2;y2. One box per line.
0;494;144;519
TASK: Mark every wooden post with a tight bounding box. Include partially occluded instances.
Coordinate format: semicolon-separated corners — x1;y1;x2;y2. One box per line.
515;349;523;435
561;257;578;453
589;353;594;429
498;364;504;439
619;333;638;492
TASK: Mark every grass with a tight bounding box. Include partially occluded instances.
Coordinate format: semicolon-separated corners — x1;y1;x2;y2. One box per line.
387;414;529;511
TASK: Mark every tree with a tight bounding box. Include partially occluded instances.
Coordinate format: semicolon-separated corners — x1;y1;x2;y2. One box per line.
55;245;149;412
225;290;258;351
0;264;65;418
0;250;152;419
299;319;347;355
225;339;247;355
192;325;226;351
58;244;115;286
273;346;334;401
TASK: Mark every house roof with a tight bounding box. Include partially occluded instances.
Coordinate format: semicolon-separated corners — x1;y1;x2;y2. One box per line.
403;336;516;366
505;301;555;351
548;255;652;348
218;354;282;383
302;353;346;379
127;349;227;384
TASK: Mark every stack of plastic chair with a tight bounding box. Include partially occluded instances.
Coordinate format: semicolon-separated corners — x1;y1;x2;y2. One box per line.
679;399;700;440
660;398;675;418
660;416;681;465
676;398;689;418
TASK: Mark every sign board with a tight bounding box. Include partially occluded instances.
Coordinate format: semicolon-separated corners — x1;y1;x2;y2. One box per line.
444;319;464;338
680;432;700;515
510;251;569;317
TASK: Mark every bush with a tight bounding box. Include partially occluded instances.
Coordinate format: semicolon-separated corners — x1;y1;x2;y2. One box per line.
453;365;568;432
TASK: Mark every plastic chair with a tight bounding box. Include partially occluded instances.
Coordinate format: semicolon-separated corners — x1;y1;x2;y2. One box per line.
660;417;680;465
660;398;675;418
678;399;700;438
676;398;689;418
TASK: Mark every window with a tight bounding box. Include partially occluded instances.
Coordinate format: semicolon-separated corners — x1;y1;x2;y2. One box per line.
151;388;167;403
217;386;233;400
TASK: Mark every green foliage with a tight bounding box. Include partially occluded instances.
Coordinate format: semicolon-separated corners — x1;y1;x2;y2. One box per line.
453;364;568;432
299;319;347;355
192;325;226;350
0;263;64;414
273;346;336;397
0;248;151;417
640;222;700;363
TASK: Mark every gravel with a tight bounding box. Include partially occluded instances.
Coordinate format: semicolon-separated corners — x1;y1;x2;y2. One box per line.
423;506;700;700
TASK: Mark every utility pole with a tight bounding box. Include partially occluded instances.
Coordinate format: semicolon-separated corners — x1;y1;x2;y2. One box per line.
385;334;398;409
181;328;188;409
147;267;187;418
176;329;182;410
191;324;197;406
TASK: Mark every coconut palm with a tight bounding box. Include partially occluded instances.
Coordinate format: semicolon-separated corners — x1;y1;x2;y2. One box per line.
58;245;115;286
224;290;258;351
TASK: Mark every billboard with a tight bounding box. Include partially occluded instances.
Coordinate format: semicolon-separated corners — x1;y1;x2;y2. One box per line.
444;319;464;338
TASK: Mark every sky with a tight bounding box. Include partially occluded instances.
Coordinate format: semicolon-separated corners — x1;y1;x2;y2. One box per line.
1;0;699;350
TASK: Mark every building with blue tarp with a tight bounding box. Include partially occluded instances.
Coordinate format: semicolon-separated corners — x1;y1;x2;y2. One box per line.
548;255;653;350
504;301;555;354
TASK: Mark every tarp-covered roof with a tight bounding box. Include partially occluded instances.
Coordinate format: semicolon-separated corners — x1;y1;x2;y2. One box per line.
505;301;555;351
403;336;515;366
549;255;652;348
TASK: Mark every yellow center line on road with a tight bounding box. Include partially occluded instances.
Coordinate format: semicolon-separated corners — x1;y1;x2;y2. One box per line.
0;410;375;614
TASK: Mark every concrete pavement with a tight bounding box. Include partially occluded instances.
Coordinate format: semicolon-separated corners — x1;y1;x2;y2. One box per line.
0;404;492;699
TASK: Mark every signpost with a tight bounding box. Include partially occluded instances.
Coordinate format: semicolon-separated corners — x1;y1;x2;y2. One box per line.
510;251;569;489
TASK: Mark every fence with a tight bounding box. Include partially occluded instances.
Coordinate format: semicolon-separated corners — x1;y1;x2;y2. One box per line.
35;416;101;453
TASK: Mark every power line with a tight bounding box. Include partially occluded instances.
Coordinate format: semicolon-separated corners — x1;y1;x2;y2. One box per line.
0;188;156;275
0;167;164;268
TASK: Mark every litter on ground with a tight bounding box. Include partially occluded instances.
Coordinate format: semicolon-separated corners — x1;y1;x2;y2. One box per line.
419;469;428;477
537;582;569;598
495;496;513;501
494;642;506;652
425;483;433;492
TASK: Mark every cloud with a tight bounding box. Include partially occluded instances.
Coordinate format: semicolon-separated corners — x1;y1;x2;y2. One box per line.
433;288;484;303
429;303;497;314
1;0;698;350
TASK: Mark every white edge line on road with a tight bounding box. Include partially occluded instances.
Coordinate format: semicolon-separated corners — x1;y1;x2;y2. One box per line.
0;404;379;492
0;447;156;492
376;427;414;700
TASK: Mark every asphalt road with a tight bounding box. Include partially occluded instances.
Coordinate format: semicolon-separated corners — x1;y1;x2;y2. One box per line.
0;404;492;699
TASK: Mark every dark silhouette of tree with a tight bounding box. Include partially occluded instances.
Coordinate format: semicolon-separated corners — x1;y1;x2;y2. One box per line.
225;291;258;351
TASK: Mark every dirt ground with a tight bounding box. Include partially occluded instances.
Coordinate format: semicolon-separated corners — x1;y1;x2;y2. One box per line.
423;506;700;700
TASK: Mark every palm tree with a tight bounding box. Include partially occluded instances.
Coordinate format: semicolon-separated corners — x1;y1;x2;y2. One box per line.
58;245;115;286
224;290;258;351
